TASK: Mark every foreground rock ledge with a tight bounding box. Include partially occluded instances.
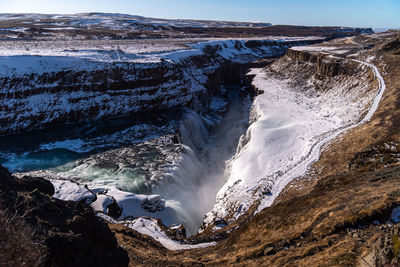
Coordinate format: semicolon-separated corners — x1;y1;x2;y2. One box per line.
0;165;129;267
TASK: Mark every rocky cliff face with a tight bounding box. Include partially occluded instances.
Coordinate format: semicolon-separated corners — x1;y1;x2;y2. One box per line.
0;38;326;136
286;48;357;77
0;58;216;135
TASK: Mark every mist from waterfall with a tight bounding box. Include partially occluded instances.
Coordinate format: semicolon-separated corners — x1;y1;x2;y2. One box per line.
153;87;251;235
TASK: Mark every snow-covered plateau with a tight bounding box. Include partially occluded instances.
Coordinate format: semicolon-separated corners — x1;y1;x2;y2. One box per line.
0;12;372;41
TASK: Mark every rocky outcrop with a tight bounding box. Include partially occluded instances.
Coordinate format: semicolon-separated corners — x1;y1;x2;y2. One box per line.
286;48;357;77
349;141;400;171
0;165;129;267
382;38;400;55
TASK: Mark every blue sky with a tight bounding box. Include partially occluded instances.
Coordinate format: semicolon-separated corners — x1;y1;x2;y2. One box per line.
0;0;399;28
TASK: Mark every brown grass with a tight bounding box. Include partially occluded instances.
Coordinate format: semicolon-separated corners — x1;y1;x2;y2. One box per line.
0;209;46;267
394;234;400;259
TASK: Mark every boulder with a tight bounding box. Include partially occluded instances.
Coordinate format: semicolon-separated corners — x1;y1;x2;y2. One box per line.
17;176;55;196
141;195;166;212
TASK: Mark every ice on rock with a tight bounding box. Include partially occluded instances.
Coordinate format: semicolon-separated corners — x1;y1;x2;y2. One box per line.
213;217;228;230
98;214;217;251
209;96;229;113
103;186;180;226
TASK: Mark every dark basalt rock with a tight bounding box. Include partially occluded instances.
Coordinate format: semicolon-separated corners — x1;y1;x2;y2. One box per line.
107;200;123;219
383;38;400;55
286;48;358;79
0;164;129;267
165;224;187;240
0;164;14;185
17;175;55;196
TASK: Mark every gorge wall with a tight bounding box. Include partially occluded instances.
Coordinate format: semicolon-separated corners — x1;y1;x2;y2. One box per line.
0;38;325;136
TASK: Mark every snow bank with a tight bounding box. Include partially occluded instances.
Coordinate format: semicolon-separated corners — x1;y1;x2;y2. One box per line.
48;178;184;229
205;58;384;226
100;186;180;226
91;194;116;214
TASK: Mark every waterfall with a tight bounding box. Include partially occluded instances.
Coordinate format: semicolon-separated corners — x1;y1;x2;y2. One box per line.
178;110;211;152
153;110;217;234
153;89;251;235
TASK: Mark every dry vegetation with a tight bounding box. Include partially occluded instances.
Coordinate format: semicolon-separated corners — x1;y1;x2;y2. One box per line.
0;209;46;266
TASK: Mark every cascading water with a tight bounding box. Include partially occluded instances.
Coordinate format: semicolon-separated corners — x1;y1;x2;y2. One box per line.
153;87;251;234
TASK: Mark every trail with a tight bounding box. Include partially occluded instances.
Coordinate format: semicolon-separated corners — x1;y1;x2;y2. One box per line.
257;59;386;212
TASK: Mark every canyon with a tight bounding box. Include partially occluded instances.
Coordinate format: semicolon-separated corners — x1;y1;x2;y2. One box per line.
1;12;400;267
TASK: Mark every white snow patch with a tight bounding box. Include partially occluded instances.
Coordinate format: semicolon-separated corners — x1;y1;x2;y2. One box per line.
290;46;339;52
90;194;115;213
88;186;179;227
98;214;216;250
51;179;96;204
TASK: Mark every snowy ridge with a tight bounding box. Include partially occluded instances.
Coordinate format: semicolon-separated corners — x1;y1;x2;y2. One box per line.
0;13;371;41
204;57;385;227
0;37;320;65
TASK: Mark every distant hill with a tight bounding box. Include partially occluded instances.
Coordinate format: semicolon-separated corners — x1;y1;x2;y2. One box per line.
0;13;372;40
